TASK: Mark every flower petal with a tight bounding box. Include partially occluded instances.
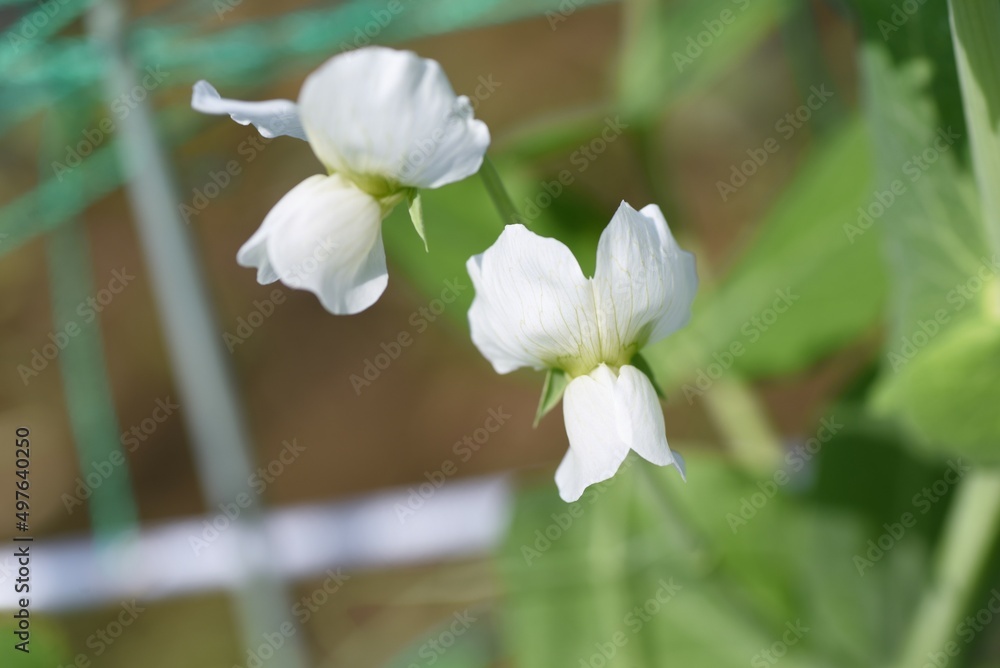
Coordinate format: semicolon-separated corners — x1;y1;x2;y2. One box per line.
614;365;682;474
555;365;632;502
192;80;307;140
298;47;489;190
555;364;683;502
593;202;698;352
245;174;387;314
467;224;598;374
236;216;281;285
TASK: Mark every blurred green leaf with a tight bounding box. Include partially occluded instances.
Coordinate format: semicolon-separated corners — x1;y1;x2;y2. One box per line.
644;120;885;387
618;0;795;123
874;313;1000;464
860;47;985;343
859;43;1000;463
498;439;932;668
949;0;1000;276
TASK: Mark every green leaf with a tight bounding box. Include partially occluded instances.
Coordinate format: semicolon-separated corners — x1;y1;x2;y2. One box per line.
874;312;1000;464
497;438;934;667
861;46;985;343
950;0;1000;286
859;42;1000;462
407;191;428;251
630;352;665;399
534;368;569;428
618;0;795;123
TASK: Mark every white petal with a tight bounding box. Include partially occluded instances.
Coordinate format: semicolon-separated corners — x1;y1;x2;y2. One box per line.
299;47;490;190
593;202;698;353
614;365;680;471
236;216;280;285
556;366;632;502
244;174;387;315
192;80;307;140
555;364;683;502
466;225;599;374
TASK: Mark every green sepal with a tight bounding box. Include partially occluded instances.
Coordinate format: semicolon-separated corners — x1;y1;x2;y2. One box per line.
407;191;428;252
534;368;569;428
630;352;666;399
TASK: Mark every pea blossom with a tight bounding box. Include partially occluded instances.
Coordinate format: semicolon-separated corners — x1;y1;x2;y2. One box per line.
466;202;697;501
192;46;490;314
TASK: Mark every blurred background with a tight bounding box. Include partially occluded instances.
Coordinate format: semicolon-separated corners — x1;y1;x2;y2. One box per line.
2;0;1000;666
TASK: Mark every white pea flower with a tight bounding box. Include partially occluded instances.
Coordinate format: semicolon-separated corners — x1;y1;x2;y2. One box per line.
466;202;698;501
192;46;490;314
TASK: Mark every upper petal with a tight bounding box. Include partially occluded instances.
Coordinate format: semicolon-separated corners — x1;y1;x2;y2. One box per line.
298;47;490;190
555;364;684;502
246;174;387;315
592;202;698;353
192;80;307;140
467;224;598;374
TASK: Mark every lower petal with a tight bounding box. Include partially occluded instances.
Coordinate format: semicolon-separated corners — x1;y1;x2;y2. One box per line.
255;174;387;315
556;365;632;502
555;364;683;502
615;365;682;475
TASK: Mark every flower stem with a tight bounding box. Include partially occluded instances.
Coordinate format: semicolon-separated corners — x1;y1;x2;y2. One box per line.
892;469;1000;668
700;377;784;477
479;156;523;226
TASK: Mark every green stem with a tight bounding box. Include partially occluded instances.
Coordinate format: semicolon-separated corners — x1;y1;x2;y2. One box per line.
892;470;1000;668
700;377;784;477
479;156;523;226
